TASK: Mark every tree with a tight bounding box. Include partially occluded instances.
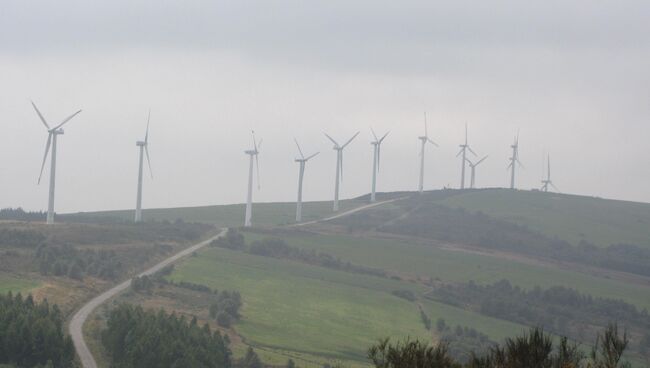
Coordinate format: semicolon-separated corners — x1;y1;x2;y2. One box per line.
368;338;459;368
589;324;631;368
241;347;262;368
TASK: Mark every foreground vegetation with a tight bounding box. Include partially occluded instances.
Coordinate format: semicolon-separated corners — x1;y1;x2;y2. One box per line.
102;304;231;368
369;325;632;368
0;293;75;368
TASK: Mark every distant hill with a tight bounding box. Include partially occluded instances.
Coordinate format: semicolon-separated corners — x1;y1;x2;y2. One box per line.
63;199;366;227
435;189;650;248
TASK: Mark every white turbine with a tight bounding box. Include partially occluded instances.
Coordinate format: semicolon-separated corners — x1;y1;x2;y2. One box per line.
294;139;319;222
541;154;557;192
507;132;524;189
465;155;488;189
134;111;153;223
32;101;82;225
370;128;389;202
418;112;439;193
456;123;476;189
324;131;359;211
244;131;262;227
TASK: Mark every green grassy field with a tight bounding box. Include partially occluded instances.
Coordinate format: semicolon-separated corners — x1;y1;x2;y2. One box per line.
242;232;650;311
67;199;365;227
168;246;530;364
0;274;40;294
435;189;650;248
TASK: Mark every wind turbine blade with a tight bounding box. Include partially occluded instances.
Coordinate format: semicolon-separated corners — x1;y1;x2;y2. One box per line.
476;155;488;166
251;131;257;151
547;155;551;178
456;148;464;157
465;157;474;166
324;133;339;146
145;110;151;144
38;133;52;184
305;152;319;161
379;131;390;143
370;127;378;141
53;109;82;130
468;146;477;156
145;146;153;179
294;138;305;159
551;183;559;191
257;139;263;150
427;138;439;147
342;131;360;148
517;159;525;169
507;162;513;170
31;101;50;129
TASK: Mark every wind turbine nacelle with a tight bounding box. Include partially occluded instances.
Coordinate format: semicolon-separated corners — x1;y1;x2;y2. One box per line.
136;141;146;146
54;128;65;135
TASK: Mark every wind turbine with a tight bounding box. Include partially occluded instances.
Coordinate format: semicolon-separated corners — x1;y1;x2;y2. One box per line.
32;101;82;225
244;131;262;227
294;139;319;222
465;156;488;189
418;112;439;193
324;131;359;211
507;132;524;189
134;111;153;223
370;128;389;202
541;154;557;192
457;123;476;189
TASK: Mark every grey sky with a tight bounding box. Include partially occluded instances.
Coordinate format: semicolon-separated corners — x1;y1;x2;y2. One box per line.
1;1;649;213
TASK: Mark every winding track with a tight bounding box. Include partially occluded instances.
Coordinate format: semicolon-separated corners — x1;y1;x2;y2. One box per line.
69;229;227;368
291;196;408;227
70;197;405;367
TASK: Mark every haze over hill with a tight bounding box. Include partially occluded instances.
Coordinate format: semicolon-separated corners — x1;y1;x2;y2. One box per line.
2;0;650;215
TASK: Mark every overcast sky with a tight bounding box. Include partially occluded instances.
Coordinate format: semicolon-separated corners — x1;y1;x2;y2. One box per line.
1;0;649;213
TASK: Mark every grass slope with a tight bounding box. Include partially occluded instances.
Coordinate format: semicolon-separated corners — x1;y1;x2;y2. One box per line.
0;273;40;294
437;189;650;248
168;247;528;364
243;232;650;311
68;199;365;227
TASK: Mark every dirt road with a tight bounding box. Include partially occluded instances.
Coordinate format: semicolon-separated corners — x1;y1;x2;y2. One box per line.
69;229;227;368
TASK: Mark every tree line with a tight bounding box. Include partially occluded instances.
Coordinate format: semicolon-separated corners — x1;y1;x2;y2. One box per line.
102;303;232;368
133;273;243;328
341;201;650;279
211;229;387;278
0;293;75;368
427;280;650;359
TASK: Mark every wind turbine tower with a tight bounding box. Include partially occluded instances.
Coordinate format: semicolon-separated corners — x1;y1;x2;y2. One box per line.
541;154;557;192
418;113;439;193
465;156;488;189
134;111;153;223
507;133;523;189
370;128;389;202
294;139;319;222
31;101;82;225
324;131;359;211
457;124;476;189
244;131;262;227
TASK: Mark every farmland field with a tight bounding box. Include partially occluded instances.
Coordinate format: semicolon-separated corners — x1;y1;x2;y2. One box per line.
0;273;40;294
241;231;650;310
168;246;531;364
